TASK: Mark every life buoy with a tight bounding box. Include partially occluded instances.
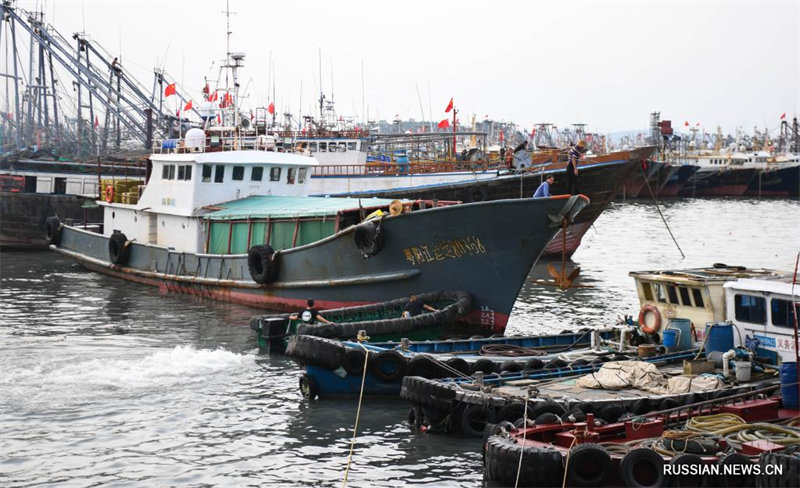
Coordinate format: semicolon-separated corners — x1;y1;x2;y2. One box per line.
638;304;662;334
105;185;114;203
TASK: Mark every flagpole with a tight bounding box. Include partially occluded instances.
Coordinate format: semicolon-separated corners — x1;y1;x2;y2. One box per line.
452;104;457;160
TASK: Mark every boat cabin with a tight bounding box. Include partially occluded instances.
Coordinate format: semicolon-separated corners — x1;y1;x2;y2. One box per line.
724;277;799;364
629;266;789;338
101;132;318;253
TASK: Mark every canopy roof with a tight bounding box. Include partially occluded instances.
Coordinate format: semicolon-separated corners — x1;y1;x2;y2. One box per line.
202;195;401;220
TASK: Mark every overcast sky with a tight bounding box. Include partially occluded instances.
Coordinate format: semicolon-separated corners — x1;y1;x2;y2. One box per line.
11;0;800;136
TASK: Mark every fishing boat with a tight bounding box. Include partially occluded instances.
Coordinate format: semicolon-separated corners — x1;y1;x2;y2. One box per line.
679;152;758;197
483;393;799;487
250;290;473;348
401;351;779;437
330;145;657;257
47;51;591;334
283;328;618;399
629;264;796;366
657;162;699;197
0;155;145;248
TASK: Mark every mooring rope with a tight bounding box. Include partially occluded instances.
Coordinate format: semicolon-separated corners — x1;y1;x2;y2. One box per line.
342;342;370;488
514;391;530;488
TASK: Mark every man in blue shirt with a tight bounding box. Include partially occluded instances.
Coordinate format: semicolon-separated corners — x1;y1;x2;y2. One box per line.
533;175;555;198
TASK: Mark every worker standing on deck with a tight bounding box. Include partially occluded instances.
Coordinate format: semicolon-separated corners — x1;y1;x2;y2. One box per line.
566;140;587;194
533;175;554;198
290;299;333;325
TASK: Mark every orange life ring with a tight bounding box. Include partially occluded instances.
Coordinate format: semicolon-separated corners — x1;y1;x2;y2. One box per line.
105;185;114;203
638;304;661;334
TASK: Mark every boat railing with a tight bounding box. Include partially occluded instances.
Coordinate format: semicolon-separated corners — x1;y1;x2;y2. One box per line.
151;134;309;155
311;159;499;177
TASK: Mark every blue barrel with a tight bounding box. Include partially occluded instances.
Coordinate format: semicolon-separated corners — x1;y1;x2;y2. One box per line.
668;318;693;351
662;329;679;349
781;362;799;409
705;323;734;353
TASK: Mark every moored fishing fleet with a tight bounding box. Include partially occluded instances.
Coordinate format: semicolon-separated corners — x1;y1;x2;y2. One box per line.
1;2;799;487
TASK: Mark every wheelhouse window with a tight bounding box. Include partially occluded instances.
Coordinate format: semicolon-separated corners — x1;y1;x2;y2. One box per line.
654;283;667;303
162;165;170;179
347;141;357;150
642;282;654;301
297;167;307;184
329;143;337;152
308;142;317;152
232;166;245;181
168;165;176;180
678;286;691;306
270;167;281;181
318;142;327;152
202;164;212;182
184;165;192;181
338;142;347;152
667;285;678;304
177;165;185;180
692;288;705;308
287;167;296;184
771;298;799;329
734;294;766;324
251;167;264;181
214;165;224;183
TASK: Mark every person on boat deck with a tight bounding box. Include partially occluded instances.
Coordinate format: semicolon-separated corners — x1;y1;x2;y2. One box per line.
566;139;587;194
290;299;333;325
533;175;555;198
402;294;438;318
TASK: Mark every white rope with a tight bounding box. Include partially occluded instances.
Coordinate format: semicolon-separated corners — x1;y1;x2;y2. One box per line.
342;343;370;488
514;391;530;488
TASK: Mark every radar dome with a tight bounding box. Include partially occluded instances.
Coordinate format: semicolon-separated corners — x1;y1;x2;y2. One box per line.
185;128;205;149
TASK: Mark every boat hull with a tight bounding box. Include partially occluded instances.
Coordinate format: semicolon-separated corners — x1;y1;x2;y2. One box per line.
0;192;102;248
332;147;655;257
680;167;757;197
52;196;588;333
746;164;800;197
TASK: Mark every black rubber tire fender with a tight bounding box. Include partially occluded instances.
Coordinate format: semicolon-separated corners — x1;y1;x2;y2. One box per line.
484;435;563;487
717;453;756;488
407;355;441;379
499;360;523;373
247;245;278;284
353;220;385;258
285;334;346;370
44;216;62;245
597;403;625;423
524;358;545;370
470;358;495;374
619;447;666;488
496;402;531;424
444;357;470;376
667;453;706;488
531;400;564;418
534;412;559;425
407;406;424;432
299;374;318;400
341;348;368;376
370;350;407;383
460;404;497;437
566;443;613;487
108;231;130;265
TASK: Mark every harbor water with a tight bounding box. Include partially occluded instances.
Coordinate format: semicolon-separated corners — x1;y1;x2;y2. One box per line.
1;198;798;487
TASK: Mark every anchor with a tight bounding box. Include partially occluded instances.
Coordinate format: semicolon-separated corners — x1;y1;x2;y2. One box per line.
546;217;580;290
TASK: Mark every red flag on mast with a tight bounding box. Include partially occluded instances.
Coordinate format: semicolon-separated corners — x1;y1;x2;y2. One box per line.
444;98;453;113
184;100;193;111
780;112;786;120
684;121;689;127
438;119;450;129
164;83;176;97
268;102;275;114
94;115;98;128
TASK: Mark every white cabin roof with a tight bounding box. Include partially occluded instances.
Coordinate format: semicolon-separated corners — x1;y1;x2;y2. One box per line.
151;150;316;167
724;277;799;297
